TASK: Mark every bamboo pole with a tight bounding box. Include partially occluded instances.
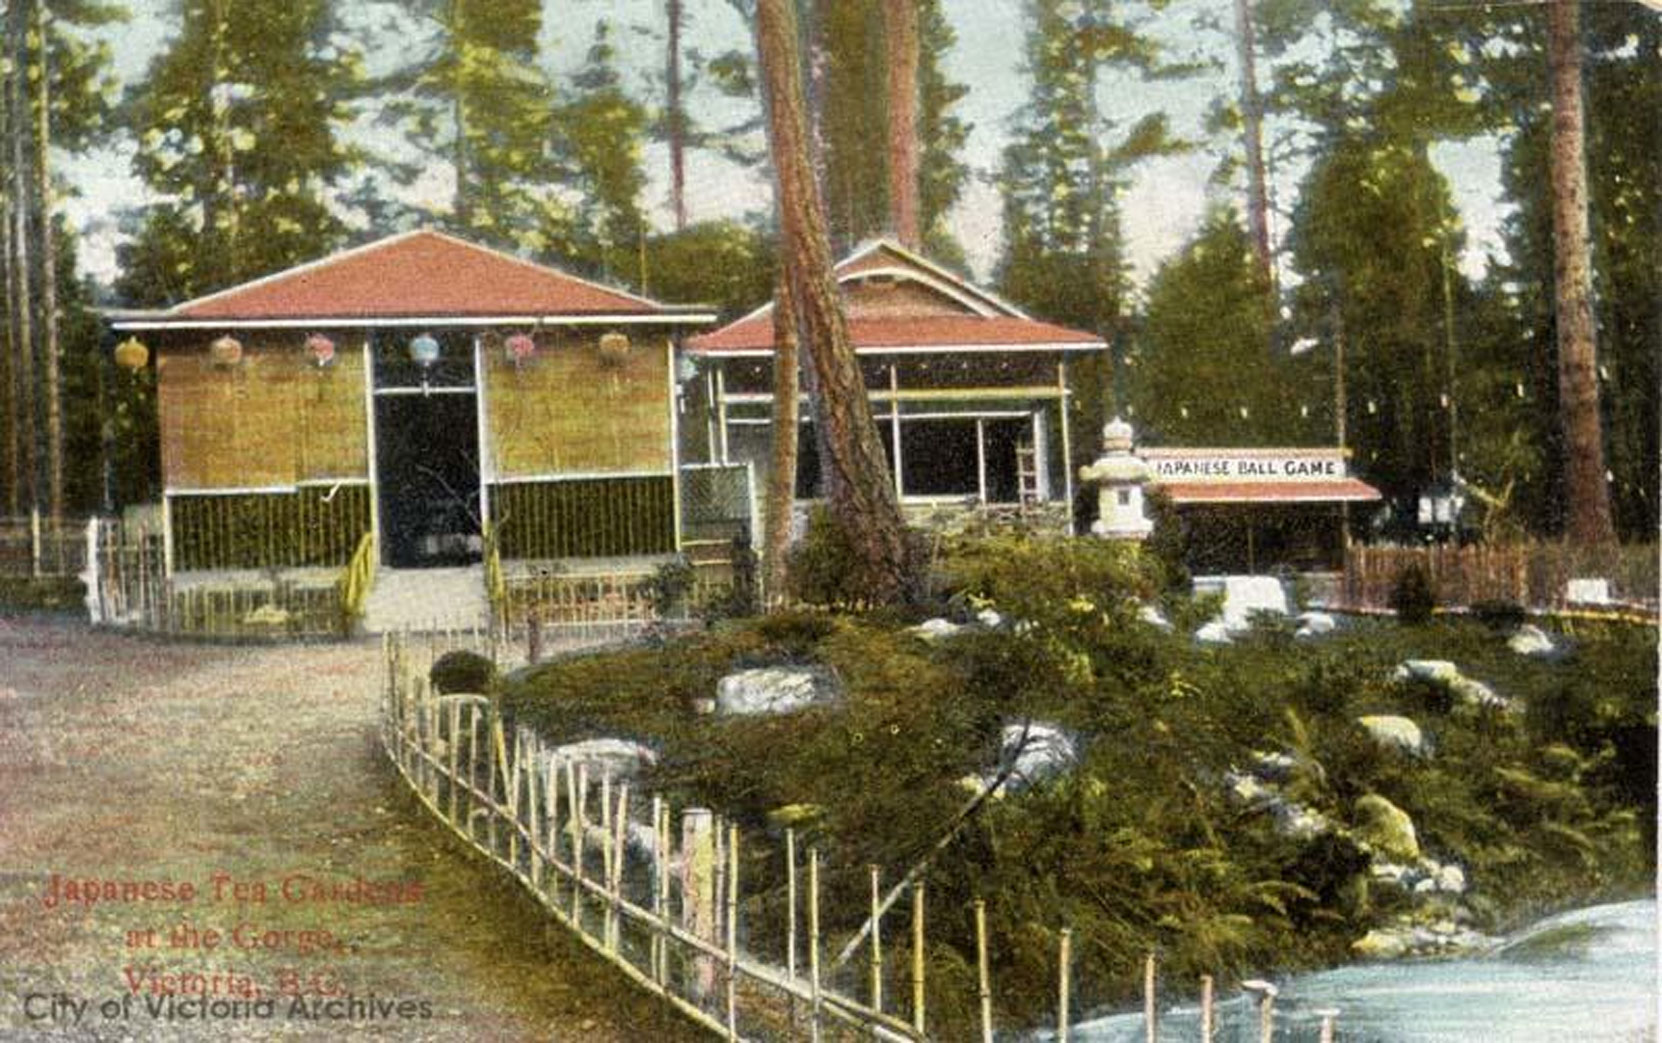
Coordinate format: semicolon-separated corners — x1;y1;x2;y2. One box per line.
651;794;665;985
1200;974;1215;1041
572;762;588;924
1056;927;1072;1043
1143;953;1157;1043
809;848;822;1043
611;782;629;953
785;827;798;984
975;899;993;1043
910;881;925;1036
869;864;883;1013
725;822;739;1041
446;701;460;825
601;773;615;945
1317;1008;1339;1043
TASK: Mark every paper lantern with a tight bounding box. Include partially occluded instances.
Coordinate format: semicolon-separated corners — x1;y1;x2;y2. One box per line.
598;330;630;366
114;337;149;373
209;335;243;367
409;333;440;367
305;333;336;367
506;333;536;364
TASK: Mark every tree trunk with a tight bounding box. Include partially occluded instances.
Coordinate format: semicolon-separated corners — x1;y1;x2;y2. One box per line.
883;0;920;249
1546;0;1615;545
755;0;913;604
34;0;60;536
762;254;799;606
666;0;687;231
1;73;15;516
1234;0;1273;298
8;0;34;516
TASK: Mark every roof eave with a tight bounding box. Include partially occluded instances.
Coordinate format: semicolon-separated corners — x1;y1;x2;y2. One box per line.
112;311;719;331
685;340;1106;357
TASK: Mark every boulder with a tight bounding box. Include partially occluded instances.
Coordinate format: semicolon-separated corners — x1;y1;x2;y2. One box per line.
1354;793;1420;862
1272;801;1332;840
1194;574;1291;632
715;667;838;716
1195;620;1234;645
1507;624;1556;657
976;608;1005;629
1250;751;1299;782
548;737;657;780
1435;863;1468;894
1138;603;1174;631
1358;715;1428;757
1295;611;1337;639
909;618;968;642
1352;928;1411;960
1394;659;1511;711
992;721;1078;793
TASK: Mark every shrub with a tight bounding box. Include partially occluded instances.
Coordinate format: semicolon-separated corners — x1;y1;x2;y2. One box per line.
647;555;696;619
1390;563;1437;624
429;649;497;695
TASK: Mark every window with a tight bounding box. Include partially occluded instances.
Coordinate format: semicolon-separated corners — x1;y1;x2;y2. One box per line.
900;420;979;497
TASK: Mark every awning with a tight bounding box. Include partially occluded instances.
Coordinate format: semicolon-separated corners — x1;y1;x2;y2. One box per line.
1158;479;1382;505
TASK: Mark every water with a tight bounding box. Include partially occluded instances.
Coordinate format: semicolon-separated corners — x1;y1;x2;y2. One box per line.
1057;899;1657;1042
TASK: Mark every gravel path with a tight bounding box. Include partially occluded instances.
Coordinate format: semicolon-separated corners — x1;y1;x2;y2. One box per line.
0;617;704;1041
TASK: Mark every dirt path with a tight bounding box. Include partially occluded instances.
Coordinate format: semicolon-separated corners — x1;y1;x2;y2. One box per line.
0;617;705;1042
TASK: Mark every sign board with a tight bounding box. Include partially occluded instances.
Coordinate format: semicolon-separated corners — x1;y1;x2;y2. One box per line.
1142;449;1349;483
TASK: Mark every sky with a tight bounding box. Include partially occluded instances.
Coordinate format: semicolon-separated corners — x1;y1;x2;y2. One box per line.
58;0;1508;296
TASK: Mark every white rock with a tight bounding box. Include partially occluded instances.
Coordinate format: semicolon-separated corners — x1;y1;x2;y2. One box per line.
1295;611;1337;639
714;667;837;716
548;738;657;780
1451;676;1510;710
1435;864;1468;894
1194;574;1291;632
910;617;967;642
990;721;1077;793
1352;929;1411;960
1395;659;1462;684
1225;771;1274;807
1138;604;1173;631
1508;624;1556;657
976;608;1005;629
1273;801;1332;840
1251;751;1299;782
1195;620;1234;645
1358;715;1427;757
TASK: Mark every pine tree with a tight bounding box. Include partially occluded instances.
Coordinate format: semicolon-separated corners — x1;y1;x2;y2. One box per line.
548;19;648;285
118;0;359;304
372;0;554;251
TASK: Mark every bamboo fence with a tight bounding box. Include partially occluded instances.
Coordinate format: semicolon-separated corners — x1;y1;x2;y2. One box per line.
0;509;88;579
1342;541;1658;617
380;631;1350;1042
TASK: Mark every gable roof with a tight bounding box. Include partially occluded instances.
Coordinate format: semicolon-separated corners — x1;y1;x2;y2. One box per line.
686;239;1103;355
115;229;714;328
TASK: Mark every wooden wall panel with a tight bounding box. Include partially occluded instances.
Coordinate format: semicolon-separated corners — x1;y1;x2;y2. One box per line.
486;331;672;478
158;334;369;490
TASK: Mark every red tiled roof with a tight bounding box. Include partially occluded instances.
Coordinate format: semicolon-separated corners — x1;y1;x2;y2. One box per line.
1157;479;1383;504
687;313;1104;353
168;230;685;320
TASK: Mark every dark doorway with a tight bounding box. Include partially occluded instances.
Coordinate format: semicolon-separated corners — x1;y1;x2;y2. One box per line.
375;393;482;567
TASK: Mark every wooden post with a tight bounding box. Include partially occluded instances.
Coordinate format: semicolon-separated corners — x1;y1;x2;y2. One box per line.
785;827;798;984
681;808;717;1002
1317;1008;1339;1043
610;782;629;953
975;898;992;1043
446;701;460;825
600;774;614;945
1242;980;1278;1043
544;753;560;899
869;864;883;1012
911;882;925;1036
809;848;822;1043
571;762;588;924
1056;927;1071;1043
1200;974;1215;1041
1143;952;1157;1043
725;822;739;1040
30;504;40;578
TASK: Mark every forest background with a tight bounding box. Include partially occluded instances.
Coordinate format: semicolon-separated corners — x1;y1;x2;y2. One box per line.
0;0;1656;549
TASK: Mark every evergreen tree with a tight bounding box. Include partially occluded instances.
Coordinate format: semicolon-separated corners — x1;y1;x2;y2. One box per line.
372;0;554;251
1130;210;1296;447
547;20;649;286
117;0;360;304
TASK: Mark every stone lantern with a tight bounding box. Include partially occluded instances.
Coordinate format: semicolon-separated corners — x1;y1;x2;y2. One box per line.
1079;417;1152;540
